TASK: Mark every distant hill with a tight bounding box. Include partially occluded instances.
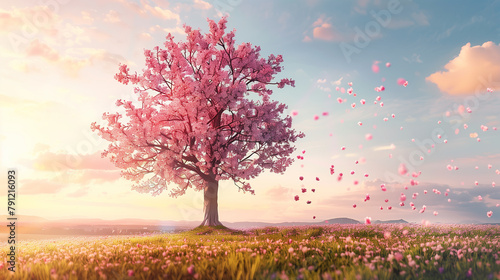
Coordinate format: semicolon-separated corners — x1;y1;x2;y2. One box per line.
0;215;49;223
372;219;408;224
321;217;361;224
0;215;413;236
50;218;168;226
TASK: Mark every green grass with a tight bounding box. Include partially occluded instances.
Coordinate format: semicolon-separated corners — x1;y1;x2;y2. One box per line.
1;224;500;279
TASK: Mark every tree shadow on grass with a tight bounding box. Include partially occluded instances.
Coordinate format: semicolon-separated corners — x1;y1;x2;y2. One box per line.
188;225;248;236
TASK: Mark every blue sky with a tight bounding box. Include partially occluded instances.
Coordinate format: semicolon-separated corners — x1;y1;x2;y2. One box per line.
0;0;499;224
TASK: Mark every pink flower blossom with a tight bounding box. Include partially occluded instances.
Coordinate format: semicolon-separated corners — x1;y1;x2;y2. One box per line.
394;252;403;262
400;194;406;202
187;265;195;275
398;164;408;175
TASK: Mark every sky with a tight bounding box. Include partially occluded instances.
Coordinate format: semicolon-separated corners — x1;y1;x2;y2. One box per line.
1;0;500;224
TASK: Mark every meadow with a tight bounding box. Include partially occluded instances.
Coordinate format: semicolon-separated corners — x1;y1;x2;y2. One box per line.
1;224;500;279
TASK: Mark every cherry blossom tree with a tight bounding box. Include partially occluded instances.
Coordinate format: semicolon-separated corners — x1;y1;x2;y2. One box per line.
91;18;304;227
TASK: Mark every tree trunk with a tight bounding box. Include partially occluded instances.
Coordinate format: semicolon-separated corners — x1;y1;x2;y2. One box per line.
199;179;222;227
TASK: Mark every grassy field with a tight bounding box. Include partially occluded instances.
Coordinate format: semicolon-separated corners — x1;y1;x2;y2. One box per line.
1;224;500;279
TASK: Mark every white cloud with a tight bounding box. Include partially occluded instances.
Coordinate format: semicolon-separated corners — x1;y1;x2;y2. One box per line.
21;39;126;77
80;11;94;25
426;41;500;95
373;144;396;151
403;53;423;64
411;11;430;26
144;4;180;23
331;77;343;86
306;16;344;42
193;0;212;10
0;6;59;35
149;24;184;35
387;11;430;29
104;10;121;23
140;32;152;40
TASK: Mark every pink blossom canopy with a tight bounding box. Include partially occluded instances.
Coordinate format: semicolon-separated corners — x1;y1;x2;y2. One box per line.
91;18;304;197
